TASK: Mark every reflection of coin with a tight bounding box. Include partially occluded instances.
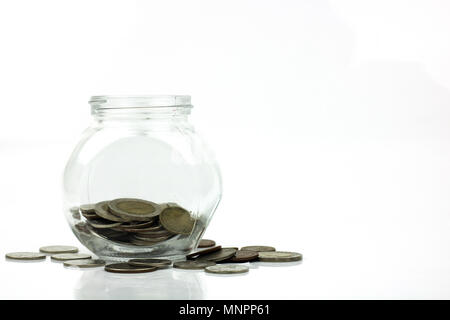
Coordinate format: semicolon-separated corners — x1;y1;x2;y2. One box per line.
128;258;172;268
173;260;216;270
63;259;106;268
109;198;161;221
51;253;92;261
241;246;276;252
230;250;259;262
198;239;216;248
39;245;79;254
258;251;302;262
160;205;195;235
104;263;157;273
5;252;46;261
94;201;124;222
198;248;237;262
186;246;222;260
205;265;249;274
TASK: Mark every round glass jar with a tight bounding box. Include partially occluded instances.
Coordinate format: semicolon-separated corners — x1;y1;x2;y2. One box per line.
63;95;222;261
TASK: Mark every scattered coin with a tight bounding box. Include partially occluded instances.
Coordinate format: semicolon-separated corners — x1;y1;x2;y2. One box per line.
94;201;124;222
241;245;276;252
205;264;249;274
160;205;195;235
186;246;222;260
229;250;259;262
39;245;79;254
51;253;92;261
63;259;106;268
198;239;216;248
258;251;302;262
197;248;237;262
105;263;157;273
109;198;161;221
173;260;216;270
128;258;172;268
5;252;46;261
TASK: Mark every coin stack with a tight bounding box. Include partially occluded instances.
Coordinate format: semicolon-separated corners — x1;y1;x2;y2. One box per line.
76;198;196;246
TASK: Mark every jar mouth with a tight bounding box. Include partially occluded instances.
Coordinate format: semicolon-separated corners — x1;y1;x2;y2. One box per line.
89;95;193;109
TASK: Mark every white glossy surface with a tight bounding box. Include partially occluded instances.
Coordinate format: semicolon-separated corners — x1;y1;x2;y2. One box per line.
1;1;450;299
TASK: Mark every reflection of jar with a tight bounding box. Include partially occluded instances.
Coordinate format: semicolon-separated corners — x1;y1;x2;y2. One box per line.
63;96;222;261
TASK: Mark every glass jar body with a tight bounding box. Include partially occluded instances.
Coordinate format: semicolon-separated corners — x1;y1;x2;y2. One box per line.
63;102;222;261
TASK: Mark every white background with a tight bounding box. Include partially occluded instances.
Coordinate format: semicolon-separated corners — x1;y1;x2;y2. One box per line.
1;0;450;299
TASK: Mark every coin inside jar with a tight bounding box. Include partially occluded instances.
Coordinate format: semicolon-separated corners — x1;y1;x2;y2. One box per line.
108;198;161;221
94;201;125;222
159;205;195;235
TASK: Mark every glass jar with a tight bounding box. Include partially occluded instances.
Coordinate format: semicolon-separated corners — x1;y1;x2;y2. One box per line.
63;95;222;261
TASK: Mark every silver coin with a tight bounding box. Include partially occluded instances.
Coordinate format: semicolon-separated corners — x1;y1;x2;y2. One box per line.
80;204;96;214
197;248;237;262
241;245;276;252
51;253;92;261
63;259;106;268
87;218;122;229
205;264;249;274
108;198;162;221
128;258;172;268
105;263;157;274
94;201;125;222
39;245;79;254
173;260;216;270
258;251;303;262
5;252;46;261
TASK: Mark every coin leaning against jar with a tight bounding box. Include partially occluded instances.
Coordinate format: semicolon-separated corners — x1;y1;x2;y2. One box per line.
77;199;196;246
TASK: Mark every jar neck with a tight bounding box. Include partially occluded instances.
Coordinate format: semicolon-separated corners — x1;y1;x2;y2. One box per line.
89;95;193;122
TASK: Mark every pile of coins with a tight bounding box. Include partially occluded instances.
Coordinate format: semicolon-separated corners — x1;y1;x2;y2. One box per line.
5;240;302;275
76;198;196;246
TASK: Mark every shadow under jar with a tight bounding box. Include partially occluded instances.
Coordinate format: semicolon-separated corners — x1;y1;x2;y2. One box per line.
63;95;222;261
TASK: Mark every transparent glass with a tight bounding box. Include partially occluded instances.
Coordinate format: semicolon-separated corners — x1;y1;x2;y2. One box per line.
63;95;222;261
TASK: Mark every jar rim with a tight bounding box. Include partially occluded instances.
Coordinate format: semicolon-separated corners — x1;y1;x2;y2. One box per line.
89;95;193;109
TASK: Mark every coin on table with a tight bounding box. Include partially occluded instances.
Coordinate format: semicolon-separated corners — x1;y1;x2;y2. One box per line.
39;245;79;254
197;248;237;262
159;205;195;235
186;246;222;260
105;263;157;274
87;218;123;229
108;198;162;221
258;251;302;262
173;260;216;270
51;253;92;261
241;245;276;252
128;258;172;268
94;201;125;222
5;252;47;261
63;259;106;268
205;264;249;274
198;239;216;248
230;250;259;262
80;204;96;214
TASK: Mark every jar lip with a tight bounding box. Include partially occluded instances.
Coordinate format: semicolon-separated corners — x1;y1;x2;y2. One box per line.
89;95;193;109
